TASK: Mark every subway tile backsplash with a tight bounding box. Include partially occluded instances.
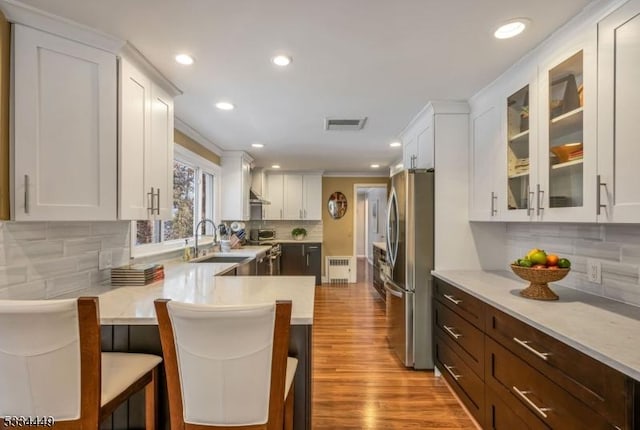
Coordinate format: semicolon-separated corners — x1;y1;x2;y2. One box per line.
247;220;323;242
506;223;640;307
0;221;131;299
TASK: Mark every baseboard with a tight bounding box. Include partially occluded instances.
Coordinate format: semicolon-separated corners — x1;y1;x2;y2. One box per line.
435;365;482;430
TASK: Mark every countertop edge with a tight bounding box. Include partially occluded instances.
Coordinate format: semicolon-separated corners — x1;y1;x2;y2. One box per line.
432;270;640;381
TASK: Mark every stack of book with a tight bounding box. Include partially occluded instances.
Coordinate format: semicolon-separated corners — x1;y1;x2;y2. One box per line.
111;263;165;286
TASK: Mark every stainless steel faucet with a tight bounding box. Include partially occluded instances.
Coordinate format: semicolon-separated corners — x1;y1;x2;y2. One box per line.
194;218;217;257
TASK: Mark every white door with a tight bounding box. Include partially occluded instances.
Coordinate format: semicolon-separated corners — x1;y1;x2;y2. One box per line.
303;175;322;220
13;25;117;221
283;174;303;220
119;58;151;220
241;157;251;220
265;173;284;220
597;0;640;222
416;122;434;169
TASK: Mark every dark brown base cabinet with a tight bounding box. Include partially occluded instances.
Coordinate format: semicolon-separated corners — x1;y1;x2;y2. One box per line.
433;277;640;429
372;245;386;301
281;243;321;285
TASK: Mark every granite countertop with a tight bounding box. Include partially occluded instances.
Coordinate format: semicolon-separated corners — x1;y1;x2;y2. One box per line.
372;241;386;250
432;270;640;381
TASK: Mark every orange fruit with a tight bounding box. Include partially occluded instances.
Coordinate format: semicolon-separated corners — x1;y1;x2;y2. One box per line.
532;264;547;269
546;254;559;267
530;250;547;266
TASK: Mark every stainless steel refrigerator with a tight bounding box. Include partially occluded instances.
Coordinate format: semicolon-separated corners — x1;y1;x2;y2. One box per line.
383;169;434;369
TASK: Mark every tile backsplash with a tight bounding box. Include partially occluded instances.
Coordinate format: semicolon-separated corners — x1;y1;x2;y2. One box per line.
247;220;323;242
0;221;131;299
506;223;640;306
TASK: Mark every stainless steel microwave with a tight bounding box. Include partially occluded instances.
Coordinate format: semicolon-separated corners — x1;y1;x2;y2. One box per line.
250;229;276;241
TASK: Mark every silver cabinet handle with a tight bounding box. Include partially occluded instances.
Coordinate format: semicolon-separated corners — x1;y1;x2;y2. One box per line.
512;386;550;418
443;364;462;380
147;187;155;214
443;325;461;339
443;294;462;305
513;337;550;361
280;209;283;219
306;253;309;267
596;175;607;215
527;190;534;216
304;209;307;218
155;188;161;215
491;192;497;216
24;174;29;214
536;184;544;215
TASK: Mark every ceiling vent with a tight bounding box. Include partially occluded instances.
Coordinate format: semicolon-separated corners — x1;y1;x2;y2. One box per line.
324;117;367;131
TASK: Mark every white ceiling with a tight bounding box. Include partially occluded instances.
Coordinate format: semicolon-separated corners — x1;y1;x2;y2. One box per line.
16;0;595;173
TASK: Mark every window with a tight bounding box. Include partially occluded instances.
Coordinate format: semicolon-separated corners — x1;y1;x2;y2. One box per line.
133;146;220;256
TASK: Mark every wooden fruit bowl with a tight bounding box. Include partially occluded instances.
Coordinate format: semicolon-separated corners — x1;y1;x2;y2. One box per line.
510;264;570;301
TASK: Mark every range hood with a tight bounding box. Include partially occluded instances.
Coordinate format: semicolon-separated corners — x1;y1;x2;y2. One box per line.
249;188;270;205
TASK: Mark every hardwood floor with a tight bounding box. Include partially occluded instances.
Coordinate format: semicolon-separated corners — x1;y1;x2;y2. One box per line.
312;258;476;429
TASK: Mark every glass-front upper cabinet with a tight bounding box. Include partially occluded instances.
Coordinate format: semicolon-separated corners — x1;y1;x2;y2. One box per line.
506;85;531;214
547;51;584;209
538;36;597;222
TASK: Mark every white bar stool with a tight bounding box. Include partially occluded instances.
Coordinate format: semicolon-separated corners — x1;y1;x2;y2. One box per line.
0;297;161;428
154;299;297;430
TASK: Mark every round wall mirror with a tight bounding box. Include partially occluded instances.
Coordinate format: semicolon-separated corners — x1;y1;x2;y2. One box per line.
327;191;348;219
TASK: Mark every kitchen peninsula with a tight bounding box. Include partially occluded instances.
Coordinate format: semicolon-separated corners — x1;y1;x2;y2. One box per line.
96;259;315;430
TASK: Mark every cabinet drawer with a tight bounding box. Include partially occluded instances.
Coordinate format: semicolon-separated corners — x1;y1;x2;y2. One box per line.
435;333;484;424
434;278;485;330
434;300;484;378
485;336;618;429
486;305;629;427
485;386;545;430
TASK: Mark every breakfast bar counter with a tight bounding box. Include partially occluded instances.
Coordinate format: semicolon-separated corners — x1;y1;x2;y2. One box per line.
97;261;315;430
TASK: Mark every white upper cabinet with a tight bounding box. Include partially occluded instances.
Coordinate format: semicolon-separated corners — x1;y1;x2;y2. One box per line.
13;24;117;220
401;107;434;170
119;56;174;221
468;95;502;221
537;33;597;223
221;152;252;221
265;173;284;220
265;173;322;220
597;0;640;223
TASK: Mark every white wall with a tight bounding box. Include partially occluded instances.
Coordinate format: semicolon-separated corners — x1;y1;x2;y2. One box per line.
0;221;131;299
366;188;387;261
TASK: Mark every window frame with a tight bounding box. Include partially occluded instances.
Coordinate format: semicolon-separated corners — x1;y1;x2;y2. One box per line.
130;145;221;258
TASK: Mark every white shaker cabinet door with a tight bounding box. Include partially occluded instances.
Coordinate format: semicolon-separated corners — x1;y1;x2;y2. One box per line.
303;174;322;220
597;0;640;222
119;58;151;220
265;173;284;220
283;174;304;220
148;83;174;220
13;25;117;220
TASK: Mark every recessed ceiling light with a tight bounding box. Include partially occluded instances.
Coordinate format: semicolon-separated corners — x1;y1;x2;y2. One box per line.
396;163;404;169
175;54;194;65
252;143;264;148
494;19;530;39
272;55;292;67
215;102;235;111
371;164;380;168
272;164;281;169
390;141;402;148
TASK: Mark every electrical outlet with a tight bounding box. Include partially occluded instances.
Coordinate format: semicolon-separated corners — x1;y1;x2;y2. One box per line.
99;250;112;270
587;259;601;284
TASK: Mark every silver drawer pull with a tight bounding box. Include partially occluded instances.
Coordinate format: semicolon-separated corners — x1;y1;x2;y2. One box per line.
443;325;461;339
512;386;550;418
443;294;462;305
443;364;462;380
513;337;550;361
